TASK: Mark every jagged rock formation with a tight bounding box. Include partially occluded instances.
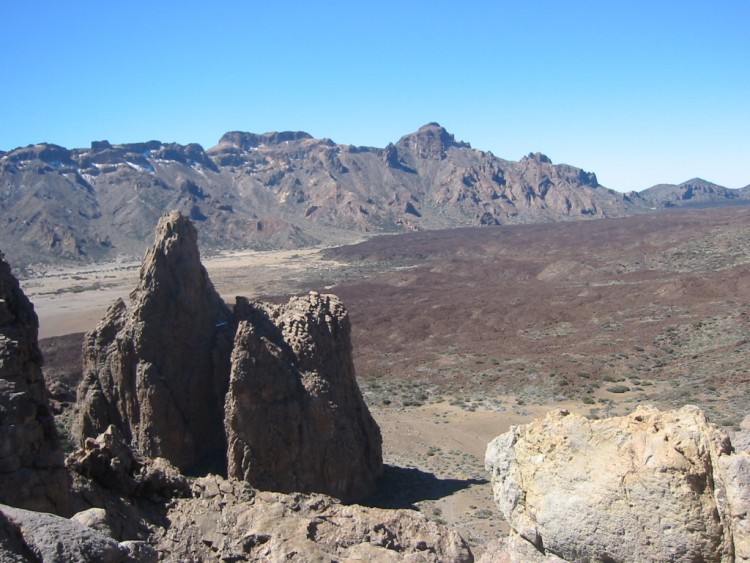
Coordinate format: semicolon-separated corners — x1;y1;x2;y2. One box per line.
0;418;464;560
0;252;68;514
154;474;473;562
75;211;382;501
75;211;234;474
226;295;382;502
66;424;189;500
64;425;192;543
485;405;750;562
0;123;650;270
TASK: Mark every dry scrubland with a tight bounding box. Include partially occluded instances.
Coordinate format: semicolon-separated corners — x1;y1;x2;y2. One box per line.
33;204;750;553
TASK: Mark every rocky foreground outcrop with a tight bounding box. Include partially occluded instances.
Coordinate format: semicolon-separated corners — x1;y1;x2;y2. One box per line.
0;503;155;562
0;252;68;514
485;405;750;562
155;474;472;562
75;211;382;500
61;425;470;562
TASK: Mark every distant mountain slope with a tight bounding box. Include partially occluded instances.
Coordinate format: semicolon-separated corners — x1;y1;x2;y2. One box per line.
639;178;750;208
0;123;659;269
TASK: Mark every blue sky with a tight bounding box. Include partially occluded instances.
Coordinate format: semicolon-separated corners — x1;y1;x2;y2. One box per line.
1;1;748;191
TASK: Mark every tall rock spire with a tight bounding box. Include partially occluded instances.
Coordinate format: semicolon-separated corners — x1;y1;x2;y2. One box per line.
75;211;234;474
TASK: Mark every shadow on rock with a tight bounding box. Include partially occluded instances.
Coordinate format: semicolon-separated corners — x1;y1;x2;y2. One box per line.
363;464;487;510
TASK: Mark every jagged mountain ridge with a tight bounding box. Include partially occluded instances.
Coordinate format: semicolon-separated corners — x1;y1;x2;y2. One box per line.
639;177;750;208
0;122;740;269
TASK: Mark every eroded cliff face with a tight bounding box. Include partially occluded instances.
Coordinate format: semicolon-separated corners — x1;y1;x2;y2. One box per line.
226;295;382;502
484;405;750;563
0;252;68;514
75;211;382;500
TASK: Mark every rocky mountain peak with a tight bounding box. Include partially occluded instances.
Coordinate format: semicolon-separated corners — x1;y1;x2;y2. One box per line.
640;177;738;208
522;152;553;164
396;123;470;160
0;125;660;269
4;143;74;166
679;177;721;189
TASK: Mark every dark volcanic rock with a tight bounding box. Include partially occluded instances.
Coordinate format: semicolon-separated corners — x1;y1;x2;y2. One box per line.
75;211;234;474
0;252;68;514
225;294;383;502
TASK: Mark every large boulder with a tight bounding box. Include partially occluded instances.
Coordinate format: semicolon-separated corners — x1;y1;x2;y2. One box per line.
0;252;68;514
0;503;151;562
75;211;234;474
485;405;750;562
225;295;382;502
154;474;473;562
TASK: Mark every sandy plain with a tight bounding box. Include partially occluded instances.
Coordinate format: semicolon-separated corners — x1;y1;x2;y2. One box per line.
25;248;340;339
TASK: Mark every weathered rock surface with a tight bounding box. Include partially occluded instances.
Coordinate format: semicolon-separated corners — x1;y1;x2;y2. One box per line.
75;211;234;474
226;294;382;502
67;424;189;500
155;474;473;562
75;211;383;501
732;414;750;452
0;503;151;562
0;252;68;515
65;425;188;542
485;405;750;562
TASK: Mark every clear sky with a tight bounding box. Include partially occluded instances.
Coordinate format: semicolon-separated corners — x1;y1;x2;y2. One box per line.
1;1;748;191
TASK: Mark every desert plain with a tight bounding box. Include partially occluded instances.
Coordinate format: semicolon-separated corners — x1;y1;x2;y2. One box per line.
25;204;750;554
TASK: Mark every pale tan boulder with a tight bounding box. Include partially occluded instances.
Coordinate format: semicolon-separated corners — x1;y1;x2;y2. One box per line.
486;405;749;562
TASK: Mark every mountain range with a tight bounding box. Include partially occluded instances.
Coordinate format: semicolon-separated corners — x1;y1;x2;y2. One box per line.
1;122;748;270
